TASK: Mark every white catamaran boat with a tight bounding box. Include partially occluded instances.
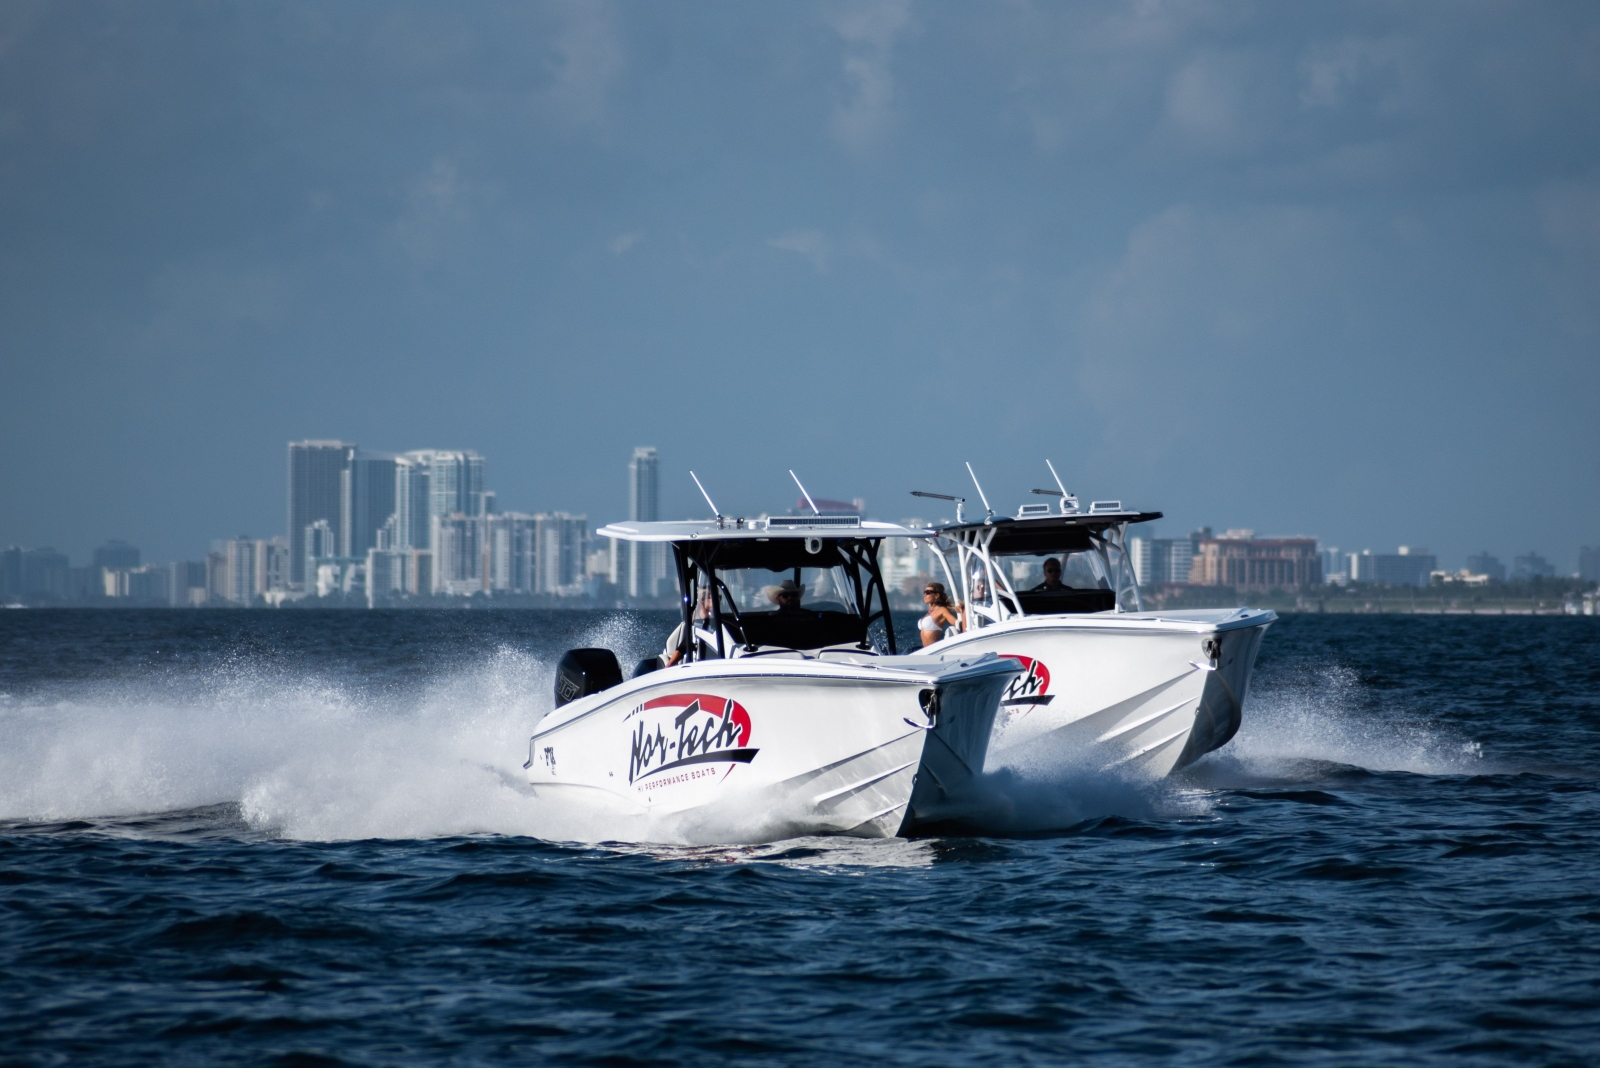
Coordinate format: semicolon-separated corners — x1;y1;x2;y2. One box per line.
910;464;1275;778
525;492;1021;841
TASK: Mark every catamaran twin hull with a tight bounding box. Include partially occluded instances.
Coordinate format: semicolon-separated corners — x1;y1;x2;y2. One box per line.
916;609;1273;778
526;655;1021;842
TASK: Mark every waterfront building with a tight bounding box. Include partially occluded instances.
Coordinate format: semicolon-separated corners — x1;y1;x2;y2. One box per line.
1348;547;1438;587
393;454;433;551
487;512;539;595
255;537;290;593
303;518;365;599
366;546;406;607
1581;546;1600;584
1319;547;1347;585
1465;552;1506;582
627;446;664;599
432;513;486;596
342;451;398;559
288;440;354;588
127;564;170;603
0;548;18;600
1190;534;1321;591
428;451;487;523
1512;552;1555;581
1129;537;1194;586
168;561;208;606
222;536;258;605
93;540;140;572
21;548;69;600
536;512;590;595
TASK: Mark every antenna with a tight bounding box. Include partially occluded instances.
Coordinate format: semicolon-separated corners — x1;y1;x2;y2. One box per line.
689;471;723;521
789;470;821;516
1045;459;1068;497
910;490;965;524
1043;458;1078;514
965;462;994;521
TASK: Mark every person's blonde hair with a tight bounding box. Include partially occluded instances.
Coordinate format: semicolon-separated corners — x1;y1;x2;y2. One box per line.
923;581;953;608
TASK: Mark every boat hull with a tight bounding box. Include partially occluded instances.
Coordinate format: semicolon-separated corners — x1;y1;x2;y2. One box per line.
526;654;1018;842
913;609;1273;778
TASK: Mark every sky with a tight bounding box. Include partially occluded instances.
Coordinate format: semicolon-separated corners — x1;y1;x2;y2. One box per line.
1;0;1597;570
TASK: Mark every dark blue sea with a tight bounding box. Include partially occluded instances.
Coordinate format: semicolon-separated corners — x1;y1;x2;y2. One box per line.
2;610;1598;1066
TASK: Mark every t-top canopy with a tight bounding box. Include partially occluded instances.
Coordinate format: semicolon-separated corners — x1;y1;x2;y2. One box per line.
936;510;1162;555
596;518;932;544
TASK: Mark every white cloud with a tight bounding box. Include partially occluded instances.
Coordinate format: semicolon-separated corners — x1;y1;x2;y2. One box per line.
768;229;833;273
609;231;644;254
392;157;492;263
826;0;913;154
1298;36;1415;113
541;0;624;131
1158;49;1271;156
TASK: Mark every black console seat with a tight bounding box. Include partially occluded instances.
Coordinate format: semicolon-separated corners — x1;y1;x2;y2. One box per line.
735;610;869;651
1015;588;1117;615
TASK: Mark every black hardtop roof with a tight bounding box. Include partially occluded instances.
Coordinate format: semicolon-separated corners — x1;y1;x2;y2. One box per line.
938;510;1162;555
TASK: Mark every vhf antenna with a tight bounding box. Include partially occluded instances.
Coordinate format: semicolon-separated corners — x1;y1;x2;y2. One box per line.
689;471;724;525
1030;460;1076;513
789;470;821;516
966;462;994;522
910;490;965;524
1045;458;1068;497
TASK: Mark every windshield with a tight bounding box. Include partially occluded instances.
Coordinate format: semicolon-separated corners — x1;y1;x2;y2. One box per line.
998;549;1110;592
711;565;860;616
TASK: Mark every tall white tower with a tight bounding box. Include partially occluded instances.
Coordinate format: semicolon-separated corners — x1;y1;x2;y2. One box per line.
627;447;663;598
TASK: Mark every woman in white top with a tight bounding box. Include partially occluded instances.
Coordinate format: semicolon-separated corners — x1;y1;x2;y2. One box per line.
919;582;962;647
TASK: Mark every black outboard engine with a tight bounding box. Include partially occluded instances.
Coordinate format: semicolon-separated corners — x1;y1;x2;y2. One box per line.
554;648;623;708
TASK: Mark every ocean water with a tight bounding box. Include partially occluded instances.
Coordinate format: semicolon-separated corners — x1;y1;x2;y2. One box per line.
2;609;1598;1066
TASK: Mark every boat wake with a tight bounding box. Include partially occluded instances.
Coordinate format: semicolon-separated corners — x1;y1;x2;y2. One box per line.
0;645;1486;845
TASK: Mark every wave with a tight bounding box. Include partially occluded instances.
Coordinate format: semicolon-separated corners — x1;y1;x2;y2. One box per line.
0;638;1486;844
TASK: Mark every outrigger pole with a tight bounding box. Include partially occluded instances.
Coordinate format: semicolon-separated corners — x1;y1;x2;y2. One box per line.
789;470;821;516
965;462;995;522
690;471;725;526
910;489;965;524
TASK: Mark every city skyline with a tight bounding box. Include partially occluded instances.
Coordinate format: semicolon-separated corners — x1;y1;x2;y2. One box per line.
4;429;1596;606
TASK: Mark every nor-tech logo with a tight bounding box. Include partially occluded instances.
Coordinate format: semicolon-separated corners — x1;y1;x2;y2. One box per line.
626;693;758;786
999;655;1053;707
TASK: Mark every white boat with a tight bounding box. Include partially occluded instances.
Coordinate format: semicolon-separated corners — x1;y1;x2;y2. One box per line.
910;466;1275;778
525;509;1021;840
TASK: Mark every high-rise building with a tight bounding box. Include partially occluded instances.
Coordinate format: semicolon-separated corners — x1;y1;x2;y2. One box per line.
627;446;665;598
222;536;258;605
93;540;140;572
428;451;487;522
1347;547;1437;586
1580;547;1600;584
1319;547;1347;584
1129;537;1194;586
488;512;539;595
1465;552;1506;581
342;451;398;559
19;548;69;600
0;547;19;599
1191;535;1321;591
433;513;487;596
394;454;433;550
288;440;354;588
168;561;207;606
1512;552;1555;581
255;537;291;593
537;512;590;595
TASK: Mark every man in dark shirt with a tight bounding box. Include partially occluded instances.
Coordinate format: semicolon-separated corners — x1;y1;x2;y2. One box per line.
1032;557;1066;591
